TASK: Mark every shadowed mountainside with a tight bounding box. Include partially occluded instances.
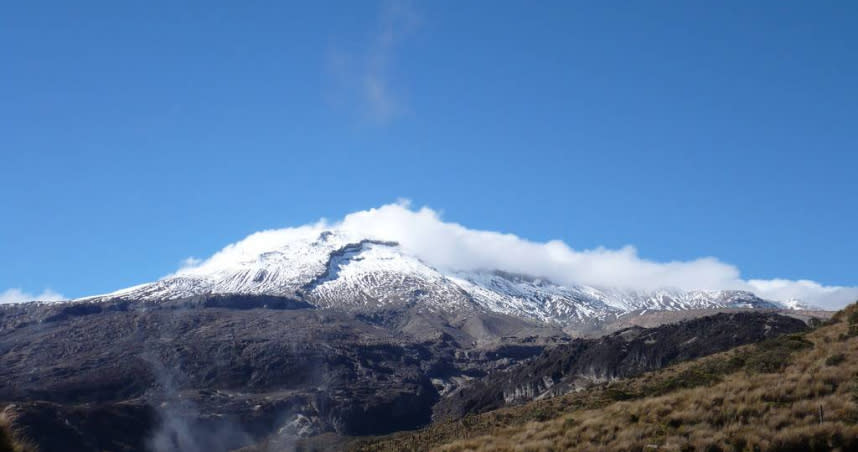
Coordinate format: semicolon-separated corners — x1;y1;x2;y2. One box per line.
0;295;820;452
0;295;562;452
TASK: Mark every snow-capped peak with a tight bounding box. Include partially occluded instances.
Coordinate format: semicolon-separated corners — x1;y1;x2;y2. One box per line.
77;227;793;325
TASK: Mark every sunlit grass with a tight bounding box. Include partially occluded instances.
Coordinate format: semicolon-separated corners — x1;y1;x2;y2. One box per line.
353;303;858;452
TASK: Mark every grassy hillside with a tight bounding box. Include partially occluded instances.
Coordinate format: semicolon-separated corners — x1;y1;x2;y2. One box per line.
352;303;858;452
0;410;35;452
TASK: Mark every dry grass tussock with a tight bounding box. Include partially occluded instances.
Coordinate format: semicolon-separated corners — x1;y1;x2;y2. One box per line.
353;304;858;452
0;409;37;452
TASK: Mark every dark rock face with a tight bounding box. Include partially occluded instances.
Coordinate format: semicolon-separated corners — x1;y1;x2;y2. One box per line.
433;312;809;420
0;296;558;452
0;298;808;452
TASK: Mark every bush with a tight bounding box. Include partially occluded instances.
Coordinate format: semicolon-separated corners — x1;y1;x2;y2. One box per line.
843;309;858;337
745;334;813;374
530;408;551;422
825;354;846;366
605;388;636;401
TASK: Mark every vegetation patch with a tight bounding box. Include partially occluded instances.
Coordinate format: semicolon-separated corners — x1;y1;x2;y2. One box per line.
0;411;35;452
742;333;814;374
351;303;858;452
825;353;846;366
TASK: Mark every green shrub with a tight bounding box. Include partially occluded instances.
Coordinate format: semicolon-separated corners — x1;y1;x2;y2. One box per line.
605;388;636;401
825;353;846;366
530;408;551;422
745;334;814;374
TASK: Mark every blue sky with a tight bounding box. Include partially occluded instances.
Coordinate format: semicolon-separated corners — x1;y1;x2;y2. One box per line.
1;1;856;303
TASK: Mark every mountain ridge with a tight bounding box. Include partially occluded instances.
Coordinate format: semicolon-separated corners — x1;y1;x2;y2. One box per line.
71;230;794;327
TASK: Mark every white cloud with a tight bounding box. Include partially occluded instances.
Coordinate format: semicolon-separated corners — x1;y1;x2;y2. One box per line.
337;204;743;291
177;202;858;310
746;279;858;310
326;0;419;124
0;288;65;304
180;257;202;270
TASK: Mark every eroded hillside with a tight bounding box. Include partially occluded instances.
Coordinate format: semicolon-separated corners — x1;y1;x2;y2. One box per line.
353;303;858;452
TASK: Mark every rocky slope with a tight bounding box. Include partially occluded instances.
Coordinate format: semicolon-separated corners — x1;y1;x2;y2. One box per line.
432;312;809;420
352;302;858;452
0;295;565;451
0;297;813;452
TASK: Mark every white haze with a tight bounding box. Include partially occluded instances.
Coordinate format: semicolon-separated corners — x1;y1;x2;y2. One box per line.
178;202;858;310
0;288;65;304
